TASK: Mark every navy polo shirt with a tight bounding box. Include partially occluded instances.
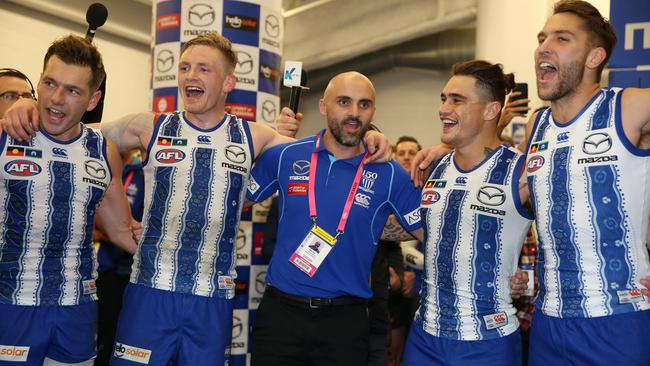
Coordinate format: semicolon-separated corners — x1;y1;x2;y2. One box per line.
247;131;421;298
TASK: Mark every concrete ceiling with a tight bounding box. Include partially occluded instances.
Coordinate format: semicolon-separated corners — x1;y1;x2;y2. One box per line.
7;0;477;72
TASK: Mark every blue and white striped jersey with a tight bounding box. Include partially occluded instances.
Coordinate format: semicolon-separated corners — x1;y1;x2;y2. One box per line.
527;88;650;318
416;145;532;340
0;126;111;306
131;112;253;299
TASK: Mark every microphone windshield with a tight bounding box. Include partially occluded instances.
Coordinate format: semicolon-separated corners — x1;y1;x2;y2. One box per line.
86;3;108;29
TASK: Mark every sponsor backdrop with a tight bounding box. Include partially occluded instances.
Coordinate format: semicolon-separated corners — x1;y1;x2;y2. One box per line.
609;0;650;87
152;1;282;364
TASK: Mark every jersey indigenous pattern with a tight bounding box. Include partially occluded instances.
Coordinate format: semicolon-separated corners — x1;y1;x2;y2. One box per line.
526;88;650;318
132;112;253;299
0;126;111;306
415;145;532;340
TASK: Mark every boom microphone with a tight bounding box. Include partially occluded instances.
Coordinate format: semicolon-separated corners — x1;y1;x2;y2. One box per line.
85;3;108;41
81;2;108;123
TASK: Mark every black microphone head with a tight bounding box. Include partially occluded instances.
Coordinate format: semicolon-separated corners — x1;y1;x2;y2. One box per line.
86;3;108;29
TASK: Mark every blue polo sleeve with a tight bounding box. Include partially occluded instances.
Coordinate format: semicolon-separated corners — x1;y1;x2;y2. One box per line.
388;162;422;232
247;143;283;203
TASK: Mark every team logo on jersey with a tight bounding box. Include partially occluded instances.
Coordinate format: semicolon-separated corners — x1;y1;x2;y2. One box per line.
483;312;508;330
83;160;108;188
85;160;107;179
4;160;41;176
360;170;377;193
0;346;29;362
155;148;186;163
582;132;612;155
288;183;308;195
557;132;570;143
476;186;506;206
354;193;371;208
114;343;151;364
424;180;446;189
248;177;260;194
404;207;421;225
290;160;310;181
529;141;548;154
5;146;41;158
224;145;246;164
218;275;235;290
292;160;310;175
187;3;215;27
527;156;545;173
157;136;187;146
52;148;68;157
421;190;440;205
197;135;211;144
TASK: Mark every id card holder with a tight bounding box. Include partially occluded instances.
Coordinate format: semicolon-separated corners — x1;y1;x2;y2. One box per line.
289;225;337;277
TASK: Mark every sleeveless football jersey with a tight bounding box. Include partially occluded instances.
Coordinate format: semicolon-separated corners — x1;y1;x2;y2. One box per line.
0;126;110;306
527;88;650;318
131;112;253;299
416;145;532;340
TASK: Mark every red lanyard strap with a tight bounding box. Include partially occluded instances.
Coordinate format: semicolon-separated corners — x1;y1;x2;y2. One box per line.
123;170;135;190
308;133;368;235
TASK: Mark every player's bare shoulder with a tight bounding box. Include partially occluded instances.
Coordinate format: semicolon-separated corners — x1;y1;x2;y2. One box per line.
620;88;650;149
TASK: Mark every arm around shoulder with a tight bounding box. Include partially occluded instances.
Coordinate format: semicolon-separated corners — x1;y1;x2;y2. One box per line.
100;112;155;154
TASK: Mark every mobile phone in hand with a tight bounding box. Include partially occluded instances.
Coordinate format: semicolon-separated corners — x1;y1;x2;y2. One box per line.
512;83;528;108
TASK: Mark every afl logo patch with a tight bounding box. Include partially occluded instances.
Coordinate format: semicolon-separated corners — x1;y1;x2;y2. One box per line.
4;160;41;176
527;156;545;173
421;190;440;205
156;148;186;163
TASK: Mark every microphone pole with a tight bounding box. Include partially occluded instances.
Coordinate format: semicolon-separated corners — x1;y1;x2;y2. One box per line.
82;3;108;123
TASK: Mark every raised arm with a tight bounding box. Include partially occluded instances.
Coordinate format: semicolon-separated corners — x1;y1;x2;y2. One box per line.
95;139;138;254
410;144;453;187
1;97;40;141
100;112;155;154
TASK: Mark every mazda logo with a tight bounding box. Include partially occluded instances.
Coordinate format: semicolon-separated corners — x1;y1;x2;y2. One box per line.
292;160;310;175
235;51;254;75
582;132;612;155
85;160;106;179
264;15;280;38
232;316;243;339
225;145;246;164
236;227;246;251
261;100;276;123
156;50;174;73
188;3;215;27
476;186;505;206
255;271;267;294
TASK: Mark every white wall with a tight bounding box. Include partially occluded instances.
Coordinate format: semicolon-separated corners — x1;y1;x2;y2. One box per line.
0;2;151;122
294;67;448;148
